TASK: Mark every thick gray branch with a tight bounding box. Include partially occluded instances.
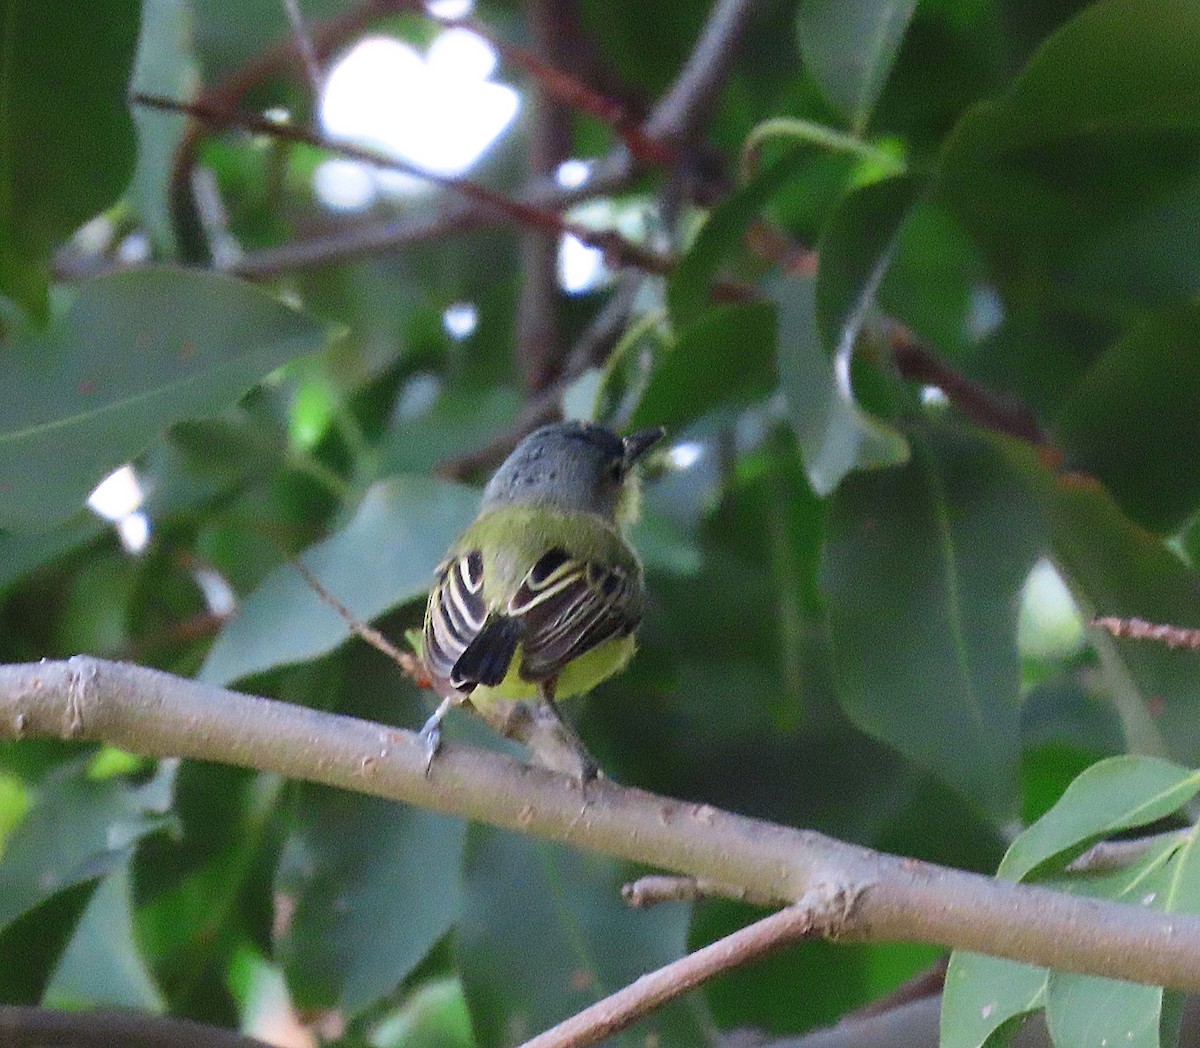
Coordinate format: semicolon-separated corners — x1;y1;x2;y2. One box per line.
3;657;1200;993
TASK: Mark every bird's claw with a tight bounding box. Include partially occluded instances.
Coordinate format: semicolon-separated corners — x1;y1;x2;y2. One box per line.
417;721;441;776
417;697;453;777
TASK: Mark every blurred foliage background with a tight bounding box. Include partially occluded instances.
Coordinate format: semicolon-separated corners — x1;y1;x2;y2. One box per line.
2;0;1200;1044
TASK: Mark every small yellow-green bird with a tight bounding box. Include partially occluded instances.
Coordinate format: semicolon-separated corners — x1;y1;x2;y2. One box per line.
419;420;664;776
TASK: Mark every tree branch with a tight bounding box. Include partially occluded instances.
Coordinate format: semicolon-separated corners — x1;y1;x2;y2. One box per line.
4;657;1200;995
519;891;842;1048
0;1006;272;1048
133;93;675;280
642;0;759;146
514;0;574;392
229;0;758;277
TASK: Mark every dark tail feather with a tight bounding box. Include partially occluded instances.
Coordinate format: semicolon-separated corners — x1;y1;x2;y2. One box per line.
452;616;522;689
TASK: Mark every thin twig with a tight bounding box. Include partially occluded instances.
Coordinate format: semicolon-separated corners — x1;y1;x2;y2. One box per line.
642;0;760;146
1093;616;1200;651
281;0;325;94
133;92;676;278
514;0;574;392
1066;828;1192;873
888;324;1048;447
287;556;429;686
167;0;396;258
444;14;673;165
232;0;759;276
838;956;948;1021
518;891;845;1048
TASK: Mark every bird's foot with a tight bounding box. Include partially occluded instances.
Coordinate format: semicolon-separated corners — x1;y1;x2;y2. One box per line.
417;697;453;776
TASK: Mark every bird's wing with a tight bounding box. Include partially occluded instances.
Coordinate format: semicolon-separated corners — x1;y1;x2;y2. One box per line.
423;545;641;693
507;546;642;683
423;549;488;686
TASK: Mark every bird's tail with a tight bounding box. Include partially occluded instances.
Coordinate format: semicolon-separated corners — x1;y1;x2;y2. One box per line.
451;615;522;690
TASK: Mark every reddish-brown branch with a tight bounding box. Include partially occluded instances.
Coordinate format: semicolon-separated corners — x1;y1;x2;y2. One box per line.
167;0;397;253
223;0;757;277
446;15;675;166
1093;617;1200;651
514;0;574;392
888;324;1048;447
135;93;676;278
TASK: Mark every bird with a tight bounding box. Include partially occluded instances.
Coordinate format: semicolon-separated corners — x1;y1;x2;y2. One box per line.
419;420;664;778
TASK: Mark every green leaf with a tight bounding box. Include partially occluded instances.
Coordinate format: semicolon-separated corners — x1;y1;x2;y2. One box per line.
0;514;106;594
1041;833;1200;1048
0;759;175;932
795;0;918;132
936;0;1200;292
942;835;1187;1048
770;271;908;495
45;863;166;1011
278;787;465;1015
667;146;812;324
368;977;475;1048
1053;303;1200;533
457;827;713;1048
629;302;777;433
1045;975;1167;1048
821;426;1042;819
814;174;917;356
129;0;197;251
1000;756;1200;882
0;0;140;316
0;883;96;1004
0;269;339;528
940;951;1047;1048
200;475;479;684
379;387;522;477
1018;463;1200;763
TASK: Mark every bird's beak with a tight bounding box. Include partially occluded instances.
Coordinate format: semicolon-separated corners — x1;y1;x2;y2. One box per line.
622;426;666;468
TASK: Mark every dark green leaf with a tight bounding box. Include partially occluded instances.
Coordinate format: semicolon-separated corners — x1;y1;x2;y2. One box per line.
795;0;918;131
667;146;811;324
629;302;776;433
0;269;339;528
45;863;165;1010
937;0;1200;304
0;882;96;1004
0;0;140;316
821;425;1041;819
940;951;1047;1048
770;272;908;495
380;387;521;477
1000;756;1200;882
0;760;175;932
458;827;713;1048
1018;463;1200;764
200;476;479;684
0;514;107;594
279;788;464;1015
1053;304;1200;533
814;174;917;355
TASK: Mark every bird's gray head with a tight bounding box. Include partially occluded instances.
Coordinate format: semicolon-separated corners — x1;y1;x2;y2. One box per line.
480;421;664;522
